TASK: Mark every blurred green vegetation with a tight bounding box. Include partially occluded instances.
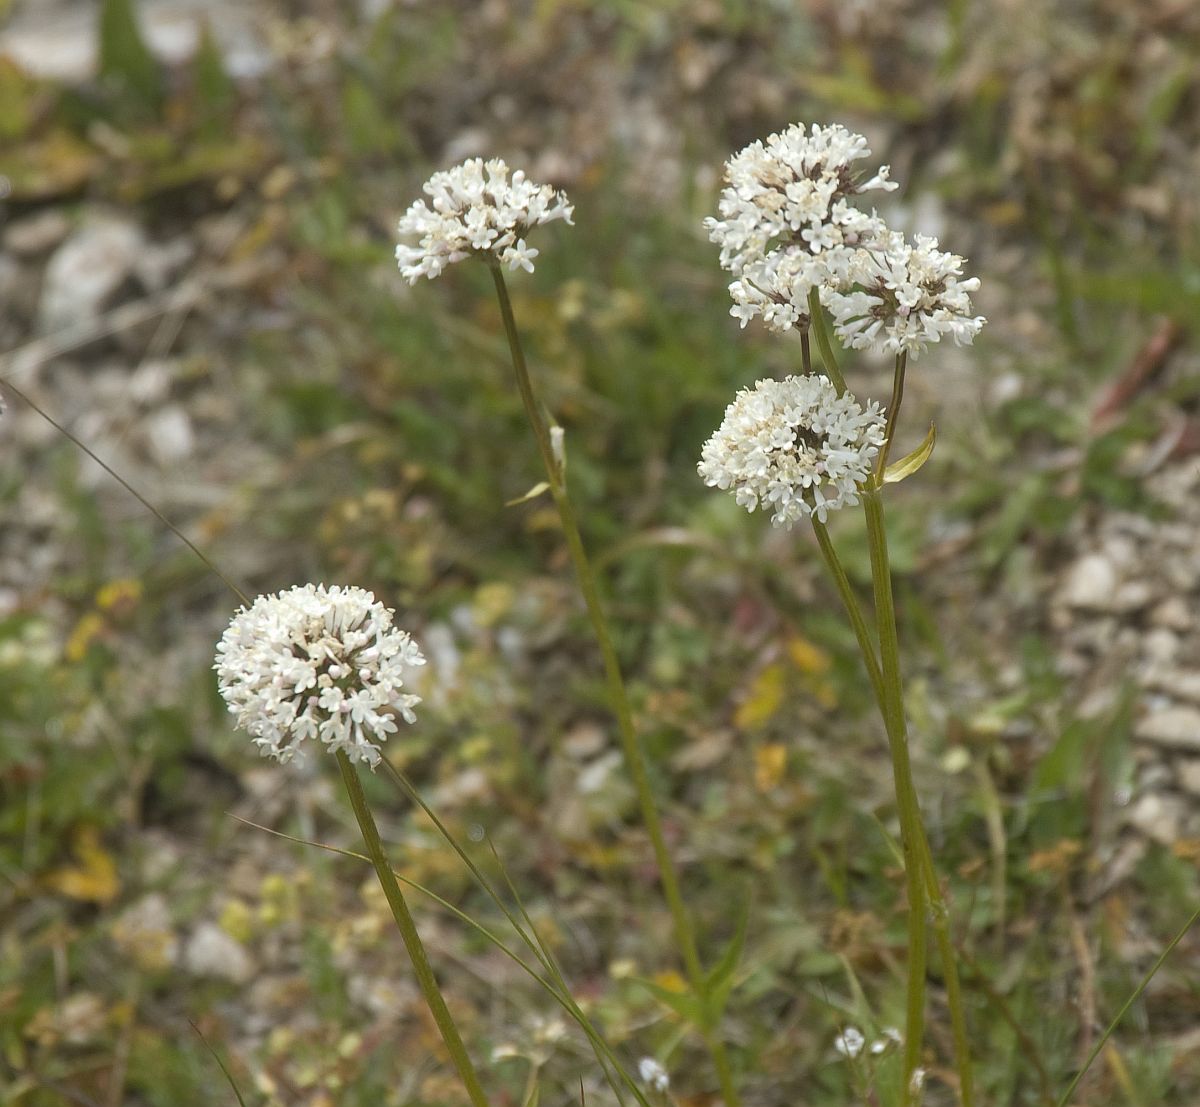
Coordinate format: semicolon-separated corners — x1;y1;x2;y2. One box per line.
2;0;1199;1105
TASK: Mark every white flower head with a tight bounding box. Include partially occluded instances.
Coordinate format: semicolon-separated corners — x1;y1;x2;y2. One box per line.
214;584;425;767
638;1057;670;1093
826;231;986;358
395;158;573;283
834;1026;866;1058
698;374;885;527
705;123;896;278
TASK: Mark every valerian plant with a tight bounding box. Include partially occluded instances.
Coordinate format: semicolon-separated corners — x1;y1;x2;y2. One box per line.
9;120;1198;1107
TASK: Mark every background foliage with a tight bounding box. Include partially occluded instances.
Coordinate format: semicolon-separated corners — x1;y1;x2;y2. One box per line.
2;1;1199;1104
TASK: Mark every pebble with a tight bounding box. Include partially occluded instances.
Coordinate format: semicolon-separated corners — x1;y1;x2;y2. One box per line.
38;214;145;332
1135;706;1200;751
184;921;253;983
5;210;71;257
1150;596;1193;631
1126;792;1189;846
1059;553;1120;611
1177;759;1200;798
143;404;195;464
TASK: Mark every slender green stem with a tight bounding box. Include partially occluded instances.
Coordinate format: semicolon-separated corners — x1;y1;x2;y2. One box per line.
810;520;883;703
860;488;928;1103
800;328;813;376
806;288;846;395
862;487;975;1107
336;751;489;1107
875;353;908;477
1056;900;1200;1107
489;264;741;1107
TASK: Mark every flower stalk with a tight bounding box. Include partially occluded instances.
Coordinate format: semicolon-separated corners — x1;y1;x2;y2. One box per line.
488;262;741;1107
336;750;490;1107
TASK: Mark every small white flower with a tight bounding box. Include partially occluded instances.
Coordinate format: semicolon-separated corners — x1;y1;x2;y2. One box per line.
826;231;986;358
698;374;885;527
910;1067;927;1094
638;1057;670;1093
396;158;572;283
503;238;539;273
870;1026;902;1054
705;122;895;277
834;1027;865;1058
214;584;425;767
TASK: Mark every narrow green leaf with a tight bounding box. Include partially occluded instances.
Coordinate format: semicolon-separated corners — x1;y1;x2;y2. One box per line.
194;19;235;138
189;1020;250;1107
883;423;937;484
702;897;750;1022
637;979;706;1028
98;0;162;110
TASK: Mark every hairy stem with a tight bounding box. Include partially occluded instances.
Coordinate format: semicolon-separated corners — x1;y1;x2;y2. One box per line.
336;751;489;1107
489;264;740;1107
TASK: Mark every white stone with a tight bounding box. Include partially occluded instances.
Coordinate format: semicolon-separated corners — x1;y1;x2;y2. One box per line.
5;210;71;256
1127;792;1188;845
1136;706;1200;751
184;921;253;983
39;214;145;332
1059;553;1119;611
1177;759;1200;798
143;404;194;463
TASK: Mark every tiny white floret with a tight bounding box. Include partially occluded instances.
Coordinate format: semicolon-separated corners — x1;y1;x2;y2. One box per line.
638;1057;670;1093
834;1026;865;1058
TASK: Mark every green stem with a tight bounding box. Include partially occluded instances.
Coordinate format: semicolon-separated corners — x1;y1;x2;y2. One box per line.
336;751;489;1107
806;288;847;395
800;328;813;376
489;264;741;1107
875;352;908;477
810;520;883;703
862;487;975;1107
865;493;927;1104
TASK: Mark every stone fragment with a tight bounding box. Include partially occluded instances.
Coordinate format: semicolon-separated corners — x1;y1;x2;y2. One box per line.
5;210;71;256
143;405;195;464
1150;596;1192;631
1127;792;1189;846
1135;706;1200;751
184;921;253;983
39;214;145;332
1059;553;1119;611
1177;759;1200;798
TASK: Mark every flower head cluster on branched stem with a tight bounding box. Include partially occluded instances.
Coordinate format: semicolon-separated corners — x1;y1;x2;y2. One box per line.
701;121;986;1107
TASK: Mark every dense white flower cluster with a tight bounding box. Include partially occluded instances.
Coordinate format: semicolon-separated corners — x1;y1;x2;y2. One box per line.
706;123;894;335
395;158;573;283
825;232;986;357
707;121;985;352
214;584;425;767
705;123;895;275
638;1057;670;1093
698;374;885;526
